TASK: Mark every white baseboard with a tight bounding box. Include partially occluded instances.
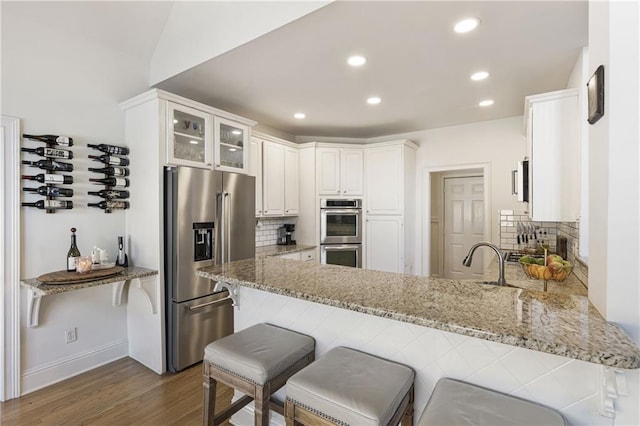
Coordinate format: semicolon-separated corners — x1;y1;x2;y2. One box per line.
21;339;129;395
230;405;285;426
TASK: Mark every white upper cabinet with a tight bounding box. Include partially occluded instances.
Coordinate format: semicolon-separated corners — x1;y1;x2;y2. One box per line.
525;89;580;222
214;116;249;173
248;137;263;216
261;139;299;217
167;102;213;169
317;147;363;196
365;144;403;215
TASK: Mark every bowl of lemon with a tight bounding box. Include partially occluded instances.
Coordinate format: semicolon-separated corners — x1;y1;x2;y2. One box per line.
519;254;573;282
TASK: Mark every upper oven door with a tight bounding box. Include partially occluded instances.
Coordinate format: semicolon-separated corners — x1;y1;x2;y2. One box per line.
320;209;363;244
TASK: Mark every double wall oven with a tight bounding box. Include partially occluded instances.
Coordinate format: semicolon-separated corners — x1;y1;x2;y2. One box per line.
320;199;362;268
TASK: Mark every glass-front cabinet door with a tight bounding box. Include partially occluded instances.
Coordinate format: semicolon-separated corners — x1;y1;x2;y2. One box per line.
167;103;213;168
214;116;249;173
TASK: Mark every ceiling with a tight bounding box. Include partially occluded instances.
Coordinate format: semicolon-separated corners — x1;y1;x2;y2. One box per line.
156;1;588;139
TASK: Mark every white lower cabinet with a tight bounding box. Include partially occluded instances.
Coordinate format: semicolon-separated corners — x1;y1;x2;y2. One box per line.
278;249;315;262
366;216;402;273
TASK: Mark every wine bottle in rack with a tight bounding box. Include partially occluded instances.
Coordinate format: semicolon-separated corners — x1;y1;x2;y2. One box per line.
21;147;73;159
22;159;73;172
88;154;129;166
23;134;73;146
88;166;129;177
88;189;129;199
88;200;130;210
23;186;74;197
89;177;129;187
67;227;81;271
22;200;73;210
22;174;73;184
87;143;129;156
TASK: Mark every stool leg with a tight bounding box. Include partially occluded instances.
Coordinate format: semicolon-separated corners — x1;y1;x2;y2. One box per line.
284;399;294;426
254;382;270;426
203;363;217;426
401;385;415;426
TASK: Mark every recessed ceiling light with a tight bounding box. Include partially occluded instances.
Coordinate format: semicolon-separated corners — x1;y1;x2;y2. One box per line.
347;55;367;67
479;99;494;107
189;140;199;144
454;18;480;33
231;130;242;135
294;112;306;119
471;71;489;81
367;97;382;105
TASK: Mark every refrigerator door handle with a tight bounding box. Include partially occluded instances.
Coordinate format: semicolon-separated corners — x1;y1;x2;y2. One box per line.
225;192;231;263
187;297;232;311
218;192;226;264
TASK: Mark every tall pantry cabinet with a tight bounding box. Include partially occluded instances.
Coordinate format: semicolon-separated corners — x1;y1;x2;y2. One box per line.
365;140;417;274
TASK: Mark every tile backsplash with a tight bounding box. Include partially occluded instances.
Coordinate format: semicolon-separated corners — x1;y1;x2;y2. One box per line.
255;217;297;247
499;210;588;287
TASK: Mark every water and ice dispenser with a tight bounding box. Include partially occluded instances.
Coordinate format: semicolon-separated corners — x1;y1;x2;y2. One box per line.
193;222;214;261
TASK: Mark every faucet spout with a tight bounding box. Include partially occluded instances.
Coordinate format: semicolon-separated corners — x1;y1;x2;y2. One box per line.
462;242;507;286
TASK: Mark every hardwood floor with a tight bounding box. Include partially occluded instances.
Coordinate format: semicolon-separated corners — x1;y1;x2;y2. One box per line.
0;357;233;426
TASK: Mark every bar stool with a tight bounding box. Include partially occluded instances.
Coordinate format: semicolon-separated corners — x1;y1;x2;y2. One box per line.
285;347;415;426
418;378;566;425
203;323;315;426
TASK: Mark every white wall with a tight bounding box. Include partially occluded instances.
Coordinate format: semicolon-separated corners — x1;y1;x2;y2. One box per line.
588;0;640;346
150;1;330;85
370;117;526;275
2;7;150;392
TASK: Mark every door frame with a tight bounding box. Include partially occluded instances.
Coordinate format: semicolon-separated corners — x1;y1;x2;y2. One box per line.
420;163;491;276
1;115;22;401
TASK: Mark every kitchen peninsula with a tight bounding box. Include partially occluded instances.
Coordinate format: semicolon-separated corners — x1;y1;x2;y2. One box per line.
197;258;640;425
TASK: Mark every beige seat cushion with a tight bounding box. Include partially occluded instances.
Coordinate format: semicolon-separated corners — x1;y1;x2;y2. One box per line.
204;323;314;385
287;346;414;426
418;378;566;426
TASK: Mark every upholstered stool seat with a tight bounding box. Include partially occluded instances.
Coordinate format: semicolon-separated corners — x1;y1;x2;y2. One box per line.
285;347;415;426
418;378;566;426
203;323;315;426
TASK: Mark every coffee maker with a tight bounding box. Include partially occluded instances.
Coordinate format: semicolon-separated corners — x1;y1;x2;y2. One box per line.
277;224;296;245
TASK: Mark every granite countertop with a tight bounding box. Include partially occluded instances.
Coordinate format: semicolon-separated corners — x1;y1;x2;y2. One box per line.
197;258;640;369
255;244;316;259
21;266;158;296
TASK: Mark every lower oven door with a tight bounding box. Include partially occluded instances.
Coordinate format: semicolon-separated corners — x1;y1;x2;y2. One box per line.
320;244;362;268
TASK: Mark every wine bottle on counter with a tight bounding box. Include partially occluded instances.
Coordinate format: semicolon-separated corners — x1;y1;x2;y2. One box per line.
23;186;74;197
88;189;129;199
23;134;73;147
22;200;73;210
87;143;129;156
116;236;129;267
89;177;129;187
67;227;81;271
21;147;73;159
22;159;73;172
88;200;130;210
22;173;73;184
88;154;129;166
88;166;129;177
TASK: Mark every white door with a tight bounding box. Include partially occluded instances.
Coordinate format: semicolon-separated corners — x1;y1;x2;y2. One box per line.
262;141;285;216
366;215;402;273
443;176;484;279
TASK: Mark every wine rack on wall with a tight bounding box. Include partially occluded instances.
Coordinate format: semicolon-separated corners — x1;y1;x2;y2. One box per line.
87;144;131;213
20;134;75;213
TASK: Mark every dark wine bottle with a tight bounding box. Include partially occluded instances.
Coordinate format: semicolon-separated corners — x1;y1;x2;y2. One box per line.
88;200;130;210
22;159;73;172
88;166;129;177
88;189;129;199
87;143;129;156
22;174;73;184
21;147;73;160
23;186;74;197
23;134;73;147
116;236;129;267
88;154;129;166
89;177;129;187
67;227;81;271
22;200;73;210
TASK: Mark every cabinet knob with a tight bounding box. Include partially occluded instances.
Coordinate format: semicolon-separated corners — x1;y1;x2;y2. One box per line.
215;163;221;167
343;190;346;194
336;190;340;194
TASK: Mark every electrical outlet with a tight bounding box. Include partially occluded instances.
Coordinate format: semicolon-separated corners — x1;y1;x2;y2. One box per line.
65;327;77;344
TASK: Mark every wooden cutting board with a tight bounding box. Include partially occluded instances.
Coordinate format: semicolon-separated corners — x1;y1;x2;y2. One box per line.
38;266;125;285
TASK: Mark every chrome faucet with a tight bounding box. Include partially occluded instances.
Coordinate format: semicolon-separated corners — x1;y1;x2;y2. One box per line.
462;242;507;286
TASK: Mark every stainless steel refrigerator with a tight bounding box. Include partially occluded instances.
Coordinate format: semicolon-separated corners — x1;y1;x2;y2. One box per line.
164;166;255;372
